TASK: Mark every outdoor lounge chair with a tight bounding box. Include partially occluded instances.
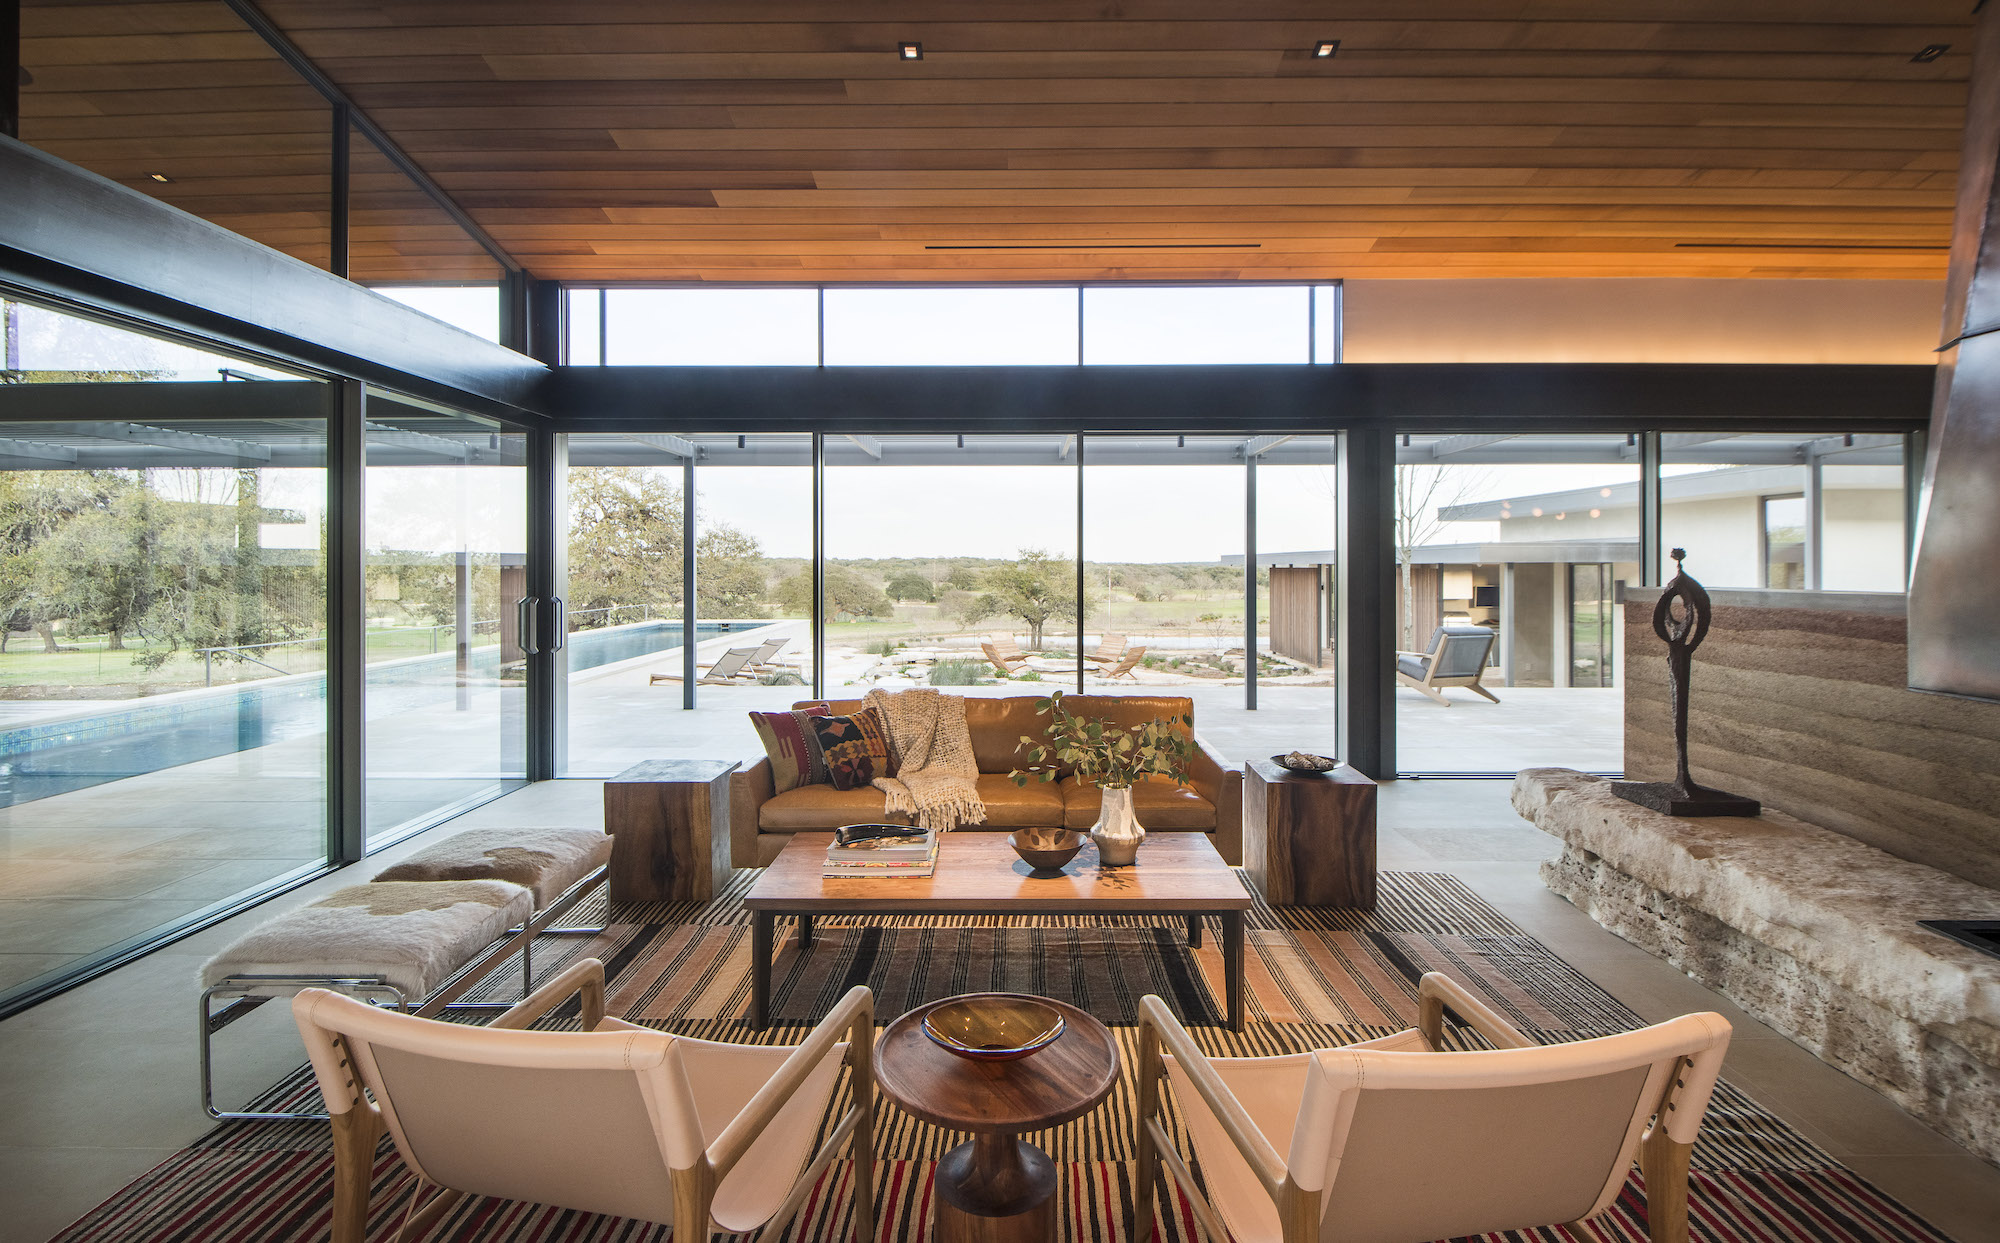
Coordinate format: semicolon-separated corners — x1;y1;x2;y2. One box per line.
1396;624;1500;705
1134;973;1731;1243
1098;645;1147;681
1082;633;1129;666
651;646;762;685
981;635;1029;677
742;637;794;672
294;960;875;1243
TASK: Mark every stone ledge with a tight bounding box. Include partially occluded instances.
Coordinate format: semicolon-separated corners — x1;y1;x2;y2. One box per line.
1513;768;2000;1058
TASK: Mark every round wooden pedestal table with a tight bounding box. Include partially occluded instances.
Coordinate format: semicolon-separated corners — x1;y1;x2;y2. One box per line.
875;995;1119;1243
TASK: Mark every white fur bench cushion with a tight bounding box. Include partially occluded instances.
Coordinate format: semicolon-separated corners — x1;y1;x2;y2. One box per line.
201;880;533;1000
370;826;611;907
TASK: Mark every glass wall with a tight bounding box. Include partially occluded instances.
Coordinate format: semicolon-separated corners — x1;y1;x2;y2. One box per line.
363;395;526;844
564;283;1341;366
561;433;815;774
1393;433;1639;774
369;287;502;343
825;435;1080;699
0;297;329;1008
1660;433;1906;593
1253;436;1340;743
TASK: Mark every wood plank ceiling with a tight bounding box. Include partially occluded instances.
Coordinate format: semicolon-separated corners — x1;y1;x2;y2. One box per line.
16;1;1976;285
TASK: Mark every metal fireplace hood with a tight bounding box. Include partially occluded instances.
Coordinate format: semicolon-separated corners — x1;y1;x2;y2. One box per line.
1910;0;2000;703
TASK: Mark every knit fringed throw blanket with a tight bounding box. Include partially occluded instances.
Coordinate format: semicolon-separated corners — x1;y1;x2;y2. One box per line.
864;688;986;831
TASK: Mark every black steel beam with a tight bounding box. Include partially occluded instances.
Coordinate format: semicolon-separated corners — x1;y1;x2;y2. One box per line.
549;362;1932;436
329;104;349;281
3;0;19;142
0;379;326;422
1;138;548;424
219;0;518;275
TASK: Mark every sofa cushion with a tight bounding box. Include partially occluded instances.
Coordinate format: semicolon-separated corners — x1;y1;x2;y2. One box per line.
971;774;1067;828
758;782;902;831
1061;774;1216;831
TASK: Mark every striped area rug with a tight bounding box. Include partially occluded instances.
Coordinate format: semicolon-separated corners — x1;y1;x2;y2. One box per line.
54;871;1954;1243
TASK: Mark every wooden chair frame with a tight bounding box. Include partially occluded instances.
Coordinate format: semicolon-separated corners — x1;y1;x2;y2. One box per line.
303;963;876;1243
1134;973;1717;1243
651;646;763;686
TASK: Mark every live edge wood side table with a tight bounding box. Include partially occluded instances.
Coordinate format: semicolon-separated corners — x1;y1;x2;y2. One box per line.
875;996;1118;1243
602;759;737;903
1244;758;1378;909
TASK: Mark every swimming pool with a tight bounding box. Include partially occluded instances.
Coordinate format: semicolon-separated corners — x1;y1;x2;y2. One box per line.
0;619;738;807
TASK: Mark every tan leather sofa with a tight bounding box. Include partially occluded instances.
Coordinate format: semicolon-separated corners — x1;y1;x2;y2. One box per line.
730;695;1242;867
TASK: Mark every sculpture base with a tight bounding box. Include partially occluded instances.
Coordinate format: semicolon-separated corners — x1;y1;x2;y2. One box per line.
1611;780;1761;818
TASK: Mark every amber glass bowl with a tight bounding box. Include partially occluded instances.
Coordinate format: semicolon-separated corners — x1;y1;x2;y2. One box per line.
921;994;1067;1061
1008;827;1083;872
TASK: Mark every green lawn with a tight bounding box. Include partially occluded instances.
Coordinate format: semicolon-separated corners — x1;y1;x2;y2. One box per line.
0;624;497;693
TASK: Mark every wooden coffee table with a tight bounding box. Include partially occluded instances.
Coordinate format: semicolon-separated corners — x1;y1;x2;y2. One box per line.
875;995;1118;1243
743;831;1253;1030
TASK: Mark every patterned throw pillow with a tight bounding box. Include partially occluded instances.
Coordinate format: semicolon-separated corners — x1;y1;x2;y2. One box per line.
808;707;898;791
747;705;831;793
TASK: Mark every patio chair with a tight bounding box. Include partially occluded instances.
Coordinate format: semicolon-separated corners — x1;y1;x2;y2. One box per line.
1082;633;1129;666
742;637;794;672
293;959;875;1243
1098;645;1147;681
651;646;762;685
1396;624;1500;705
981;636;1029;677
1134;972;1731;1243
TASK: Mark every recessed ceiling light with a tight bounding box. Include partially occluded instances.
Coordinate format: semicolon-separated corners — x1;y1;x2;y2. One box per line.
147;172;173;183
898;41;923;61
1912;43;1950;63
1313;40;1339;59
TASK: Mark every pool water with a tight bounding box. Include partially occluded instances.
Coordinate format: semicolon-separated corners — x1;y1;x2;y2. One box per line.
0;620;739;807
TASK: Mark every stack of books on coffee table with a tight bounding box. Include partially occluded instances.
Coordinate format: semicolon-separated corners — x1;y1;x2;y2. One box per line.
823;827;939;879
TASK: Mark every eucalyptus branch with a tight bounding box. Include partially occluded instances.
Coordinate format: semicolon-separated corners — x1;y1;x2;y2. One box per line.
1008;689;1195;791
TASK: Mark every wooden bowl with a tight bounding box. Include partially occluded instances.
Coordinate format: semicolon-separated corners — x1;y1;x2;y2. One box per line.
1009;828;1083;872
921;994;1067;1061
1272;751;1339;773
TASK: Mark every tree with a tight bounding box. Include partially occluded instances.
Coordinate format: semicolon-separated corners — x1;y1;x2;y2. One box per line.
775;565;892;621
940;589;1001;631
982;547;1078;649
1394;464;1489;650
884;571;935;603
565;466;768;622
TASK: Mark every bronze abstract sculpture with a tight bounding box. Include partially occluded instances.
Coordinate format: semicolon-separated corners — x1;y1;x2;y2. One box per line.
1613;550;1761;817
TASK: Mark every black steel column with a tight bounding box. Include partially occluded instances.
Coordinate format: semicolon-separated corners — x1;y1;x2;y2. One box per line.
2;0;18;142
1336;428;1395;778
526;427;567;780
1075;432;1086;693
1639;431;1664;585
1244;457;1258;710
812;431;826;700
525;275;562;366
682;451;697;708
328;380;367;860
329;103;349;279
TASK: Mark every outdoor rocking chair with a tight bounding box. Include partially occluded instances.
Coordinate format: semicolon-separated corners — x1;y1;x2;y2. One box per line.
1396;624;1500;705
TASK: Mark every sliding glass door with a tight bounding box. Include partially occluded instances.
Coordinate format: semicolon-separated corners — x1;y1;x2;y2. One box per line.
362;394;527;844
0;297;330;1008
